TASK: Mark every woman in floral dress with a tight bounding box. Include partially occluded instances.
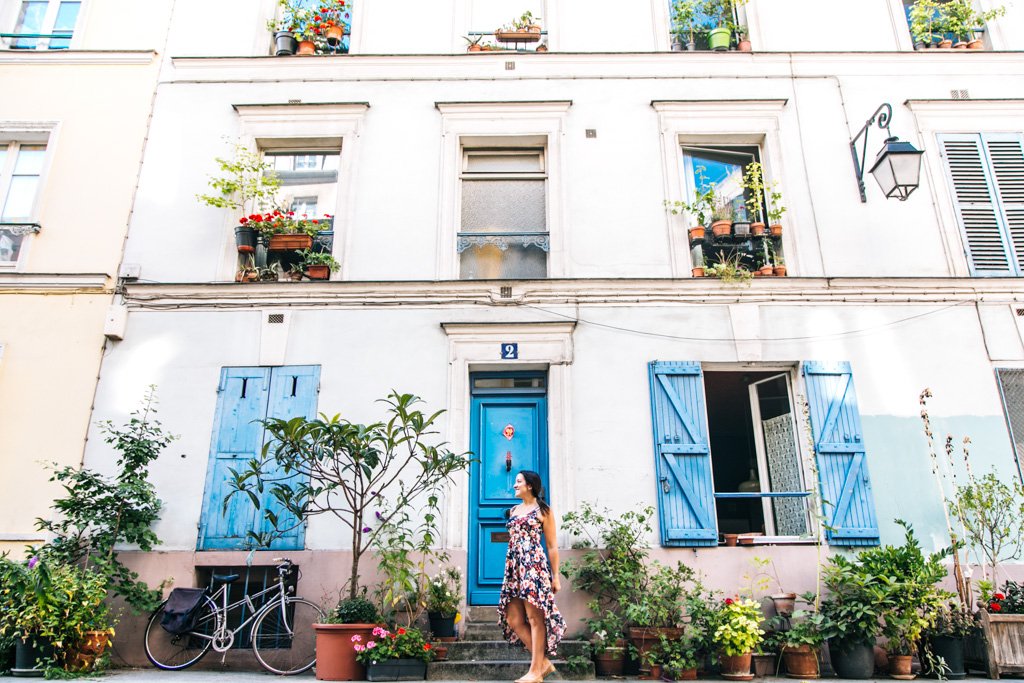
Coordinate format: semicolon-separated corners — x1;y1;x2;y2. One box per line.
498;470;567;683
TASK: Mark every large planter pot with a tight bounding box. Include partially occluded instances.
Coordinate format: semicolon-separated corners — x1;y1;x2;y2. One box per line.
831;641;875;679
12;637;54;677
594;645;627;676
366;658;426;681
710;219;732;237
268;233;314;251
235;225;257;253
926;635;965;679
314;623;376;681
721;652;754;680
708;26;731;51
889;653;915;680
752;653;777;677
274;30;298;55
976;611;1024;678
629;627;685;674
427;612;457;639
781;644;819;679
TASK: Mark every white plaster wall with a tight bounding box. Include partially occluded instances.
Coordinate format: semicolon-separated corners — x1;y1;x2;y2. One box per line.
84;301;1022;553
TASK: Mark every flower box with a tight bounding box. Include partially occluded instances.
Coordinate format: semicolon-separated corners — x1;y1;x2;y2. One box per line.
268;234;314;251
973;611;1024;678
494;30;540;43
366;658;427;681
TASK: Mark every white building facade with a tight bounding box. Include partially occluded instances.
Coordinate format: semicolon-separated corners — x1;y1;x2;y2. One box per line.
78;0;1024;663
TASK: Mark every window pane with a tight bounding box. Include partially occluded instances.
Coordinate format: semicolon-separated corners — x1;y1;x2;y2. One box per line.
460;242;547;279
473;376;545;389
0;231;24;263
2;176;40;219
461;179;546;232
48;1;79;48
0;149;7;172
13;0;47;48
465;153;542;173
265;152;339;217
13;146;45;175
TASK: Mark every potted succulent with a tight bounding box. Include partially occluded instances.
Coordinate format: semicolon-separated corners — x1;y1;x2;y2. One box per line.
715;597;764;680
299;248;340;280
355;625;434;682
922;603;974;680
425;567;461;639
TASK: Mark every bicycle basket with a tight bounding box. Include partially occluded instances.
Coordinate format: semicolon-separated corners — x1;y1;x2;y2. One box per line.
161;588;208;635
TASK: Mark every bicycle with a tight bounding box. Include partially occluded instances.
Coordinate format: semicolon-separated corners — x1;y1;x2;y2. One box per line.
144;557;325;674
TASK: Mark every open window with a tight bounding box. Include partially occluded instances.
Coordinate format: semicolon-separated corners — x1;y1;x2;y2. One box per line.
0;140;46;266
458;148;548;280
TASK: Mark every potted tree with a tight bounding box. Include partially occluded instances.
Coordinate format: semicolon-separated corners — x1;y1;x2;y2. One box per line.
196;142;283;252
715;598;764;680
226;392;472;682
742;162;768;236
355;625;434;682
670;0;701;51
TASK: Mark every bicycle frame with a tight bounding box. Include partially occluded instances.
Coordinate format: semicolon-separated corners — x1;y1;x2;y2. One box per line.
192;570;293;651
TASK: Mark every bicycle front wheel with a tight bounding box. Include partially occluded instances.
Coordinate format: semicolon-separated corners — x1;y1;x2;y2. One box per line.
144;596;219;670
252;596;324;675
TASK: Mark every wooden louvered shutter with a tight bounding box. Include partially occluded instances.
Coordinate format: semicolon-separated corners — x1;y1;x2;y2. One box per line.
939;133;1024;276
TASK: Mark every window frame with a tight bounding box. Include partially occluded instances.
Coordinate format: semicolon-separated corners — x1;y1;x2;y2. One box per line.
436;101;571;280
3;0;84;50
0;127;54;270
458;146;549;280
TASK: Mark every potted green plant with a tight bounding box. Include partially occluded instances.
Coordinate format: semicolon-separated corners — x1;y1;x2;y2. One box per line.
312;0;352;49
494;11;542;43
706;251;752;285
197;141;283;253
819;556;887;679
267;0;309;55
752;630;783;677
766;181;786;236
670;0;701;51
691;250;705;278
700;0;747;50
742;162;767;235
298;248;340;280
710;195;734;237
922;603;974;680
779;599;829;680
715;597;764;680
313;593;381;681
425;567;461;639
586;612;628;676
908;0;946;48
650;632;700;680
355;625;434;681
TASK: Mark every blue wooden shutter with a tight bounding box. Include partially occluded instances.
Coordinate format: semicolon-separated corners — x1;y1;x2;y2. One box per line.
939;133;1024;276
802;361;880;546
648;361;717;546
198;367;272;550
260;365;321;550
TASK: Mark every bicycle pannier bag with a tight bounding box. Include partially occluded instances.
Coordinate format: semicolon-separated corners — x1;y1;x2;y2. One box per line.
161;588;208;635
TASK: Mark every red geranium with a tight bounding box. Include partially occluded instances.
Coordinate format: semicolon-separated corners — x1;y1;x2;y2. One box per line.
397;627;406;635
991;602;1003;612
995;593;1006;600
423;643;432;651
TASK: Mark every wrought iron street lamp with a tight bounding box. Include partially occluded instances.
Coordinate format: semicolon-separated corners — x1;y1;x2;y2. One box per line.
849;103;924;202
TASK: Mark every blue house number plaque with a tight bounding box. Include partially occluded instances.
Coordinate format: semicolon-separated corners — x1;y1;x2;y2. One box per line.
501;343;518;359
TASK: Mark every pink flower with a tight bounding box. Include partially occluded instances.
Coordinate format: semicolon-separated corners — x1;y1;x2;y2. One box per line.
351;634;362;643
372;627;385;637
353;644;364;652
366;641;377;649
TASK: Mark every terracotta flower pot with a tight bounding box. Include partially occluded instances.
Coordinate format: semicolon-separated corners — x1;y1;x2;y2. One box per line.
968;39;984;49
723;533;739;546
771;593;797;618
769;224;783;237
750;222;766;236
692;267;705;277
721;652;754;680
953;41;968;49
758;266;773;276
594;646;626;676
649;664;663;680
888;653;915;680
629;627;684;675
689;225;706;241
268;233;314;251
711;219;732;237
676;667;698;680
773;265;787;277
781;644;819;679
305;265;330;280
938;39;953;48
78;631;110;656
314;623;376;681
468;44;482;51
752;653;777;677
738;39;752;52
324;25;345;46
297;40;316;55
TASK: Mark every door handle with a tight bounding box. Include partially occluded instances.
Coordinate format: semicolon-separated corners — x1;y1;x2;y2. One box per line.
505;451;512;472
660;476;671;494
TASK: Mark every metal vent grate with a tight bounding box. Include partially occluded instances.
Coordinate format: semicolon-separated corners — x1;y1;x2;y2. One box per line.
951;89;970;100
505;61;515;70
1016;308;1024;317
268;313;285;324
500;286;513;298
194;566;298;649
996;369;1024;481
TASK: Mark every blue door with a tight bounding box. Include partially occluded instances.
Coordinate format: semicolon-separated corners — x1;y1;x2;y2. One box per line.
198;365;320;550
468;373;548;605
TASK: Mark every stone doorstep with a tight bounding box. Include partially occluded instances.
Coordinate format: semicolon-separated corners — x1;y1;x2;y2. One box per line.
427;659;594;681
465;605;500;622
441;640;591;661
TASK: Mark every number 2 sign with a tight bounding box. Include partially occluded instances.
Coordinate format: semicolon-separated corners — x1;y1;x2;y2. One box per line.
501;343;518;360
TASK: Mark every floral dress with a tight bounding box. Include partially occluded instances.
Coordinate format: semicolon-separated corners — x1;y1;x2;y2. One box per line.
497;507;567;655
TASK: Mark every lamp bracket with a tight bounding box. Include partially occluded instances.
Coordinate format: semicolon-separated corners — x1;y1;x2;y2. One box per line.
849;102;894;203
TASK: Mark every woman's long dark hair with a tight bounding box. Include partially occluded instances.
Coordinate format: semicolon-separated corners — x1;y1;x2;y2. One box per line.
519;470;550;517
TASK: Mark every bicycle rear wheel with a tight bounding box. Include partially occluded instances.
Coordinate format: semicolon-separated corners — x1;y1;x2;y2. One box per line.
251;597;324;675
144;596;219;670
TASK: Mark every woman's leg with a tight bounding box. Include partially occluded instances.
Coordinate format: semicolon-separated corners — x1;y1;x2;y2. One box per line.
522;600;550;679
504;598;533;652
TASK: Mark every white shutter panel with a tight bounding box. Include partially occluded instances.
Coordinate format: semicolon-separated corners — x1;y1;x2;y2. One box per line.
986;136;1024;273
939;134;1015;275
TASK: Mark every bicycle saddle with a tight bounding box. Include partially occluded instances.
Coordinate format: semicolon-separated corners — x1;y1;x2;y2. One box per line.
212;573;240;584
